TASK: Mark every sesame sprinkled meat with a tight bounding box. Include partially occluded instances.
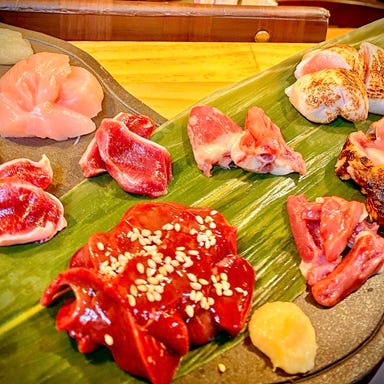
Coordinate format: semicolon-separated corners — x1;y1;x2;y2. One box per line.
41;201;255;384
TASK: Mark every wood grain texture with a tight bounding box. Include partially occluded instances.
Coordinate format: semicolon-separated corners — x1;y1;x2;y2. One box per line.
0;0;329;42
71;28;353;119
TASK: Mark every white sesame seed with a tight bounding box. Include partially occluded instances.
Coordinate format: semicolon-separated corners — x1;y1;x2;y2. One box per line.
189;228;198;235
174;223;181;232
162;223;174;231
195;291;203;302
146;268;156;277
210;210;218;215
148;276;159;285
158;266;168;276
136;262;145;274
147;259;157;269
128;294;136;307
199;278;209;285
186;305;194;318
104;334;114;346
171;259;180;267
208;297;215;306
187;273;197;282
153;285;164;294
223;289;233;297
190;282;202;291
97;242;105;251
188;249;199;256
153;291;162;302
196;215;204;224
209;222;217;229
183;258;194;268
135;278;147;285
130;285;138;296
141;229;152;237
220;272;228;281
147;291;155;302
164;264;175;273
137;284;148;292
218;363;226;373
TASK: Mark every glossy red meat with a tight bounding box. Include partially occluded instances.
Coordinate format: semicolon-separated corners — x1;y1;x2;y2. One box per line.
114;112;156;139
287;194;383;306
0;177;67;246
96;119;172;198
0;154;53;189
41;202;255;384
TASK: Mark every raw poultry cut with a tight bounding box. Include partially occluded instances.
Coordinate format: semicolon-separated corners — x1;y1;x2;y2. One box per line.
41;202;255;384
81;117;172;198
287;194;384;307
230;106;306;175
187;105;243;177
0;52;103;140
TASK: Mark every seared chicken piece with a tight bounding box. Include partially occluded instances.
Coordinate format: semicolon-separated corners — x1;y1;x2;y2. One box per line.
286;68;369;124
230;106;306;175
359;42;384;115
336;117;384;224
294;44;366;80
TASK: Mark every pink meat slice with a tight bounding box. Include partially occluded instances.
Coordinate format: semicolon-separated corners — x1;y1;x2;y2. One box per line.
114;112;156;139
0;52;71;111
96;118;172;198
0;177;67;246
0;154;53;190
231;106;306;175
187;105;243;177
79;137;106;178
0;52;104;140
57;66;104;118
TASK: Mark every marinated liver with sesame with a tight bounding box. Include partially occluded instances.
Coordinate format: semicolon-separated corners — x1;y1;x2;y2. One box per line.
41;201;255;384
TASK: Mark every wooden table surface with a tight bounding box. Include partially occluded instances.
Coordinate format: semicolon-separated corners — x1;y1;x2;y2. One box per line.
72;28;353;120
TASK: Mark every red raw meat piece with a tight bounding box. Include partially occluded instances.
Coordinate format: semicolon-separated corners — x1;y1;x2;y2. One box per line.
187;105;243;177
0;154;53;189
0;177;67;246
96;119;172;198
312;230;384;307
79;112;157;178
41;202;255;384
287;194;383;306
114;112;156;139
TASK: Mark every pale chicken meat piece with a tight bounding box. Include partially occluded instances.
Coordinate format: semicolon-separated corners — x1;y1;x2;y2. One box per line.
187;105;243;177
336;116;384;224
230;107;306;175
359;42;384;115
294;44;366;80
286;68;369;124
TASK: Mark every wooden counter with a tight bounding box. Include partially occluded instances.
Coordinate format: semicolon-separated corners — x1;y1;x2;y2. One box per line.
71;28;353;119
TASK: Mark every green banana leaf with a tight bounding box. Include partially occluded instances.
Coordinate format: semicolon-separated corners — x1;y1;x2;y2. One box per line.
1;19;383;384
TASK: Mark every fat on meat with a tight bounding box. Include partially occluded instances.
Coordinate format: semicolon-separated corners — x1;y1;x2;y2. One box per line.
95;118;172;198
187;105;243;177
285;68;368;124
359;42;384;115
294;44;366;80
0;154;53;189
230;106;306;175
0;177;67;246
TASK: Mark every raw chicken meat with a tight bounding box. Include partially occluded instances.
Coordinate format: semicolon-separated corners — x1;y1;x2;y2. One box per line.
230;107;306;175
294;44;365;80
0;177;67;246
0;154;53;189
336;116;384;224
359;42;384;115
187;105;243;177
287;194;383;307
286;68;369;124
0;52;104;140
95;118;172;198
